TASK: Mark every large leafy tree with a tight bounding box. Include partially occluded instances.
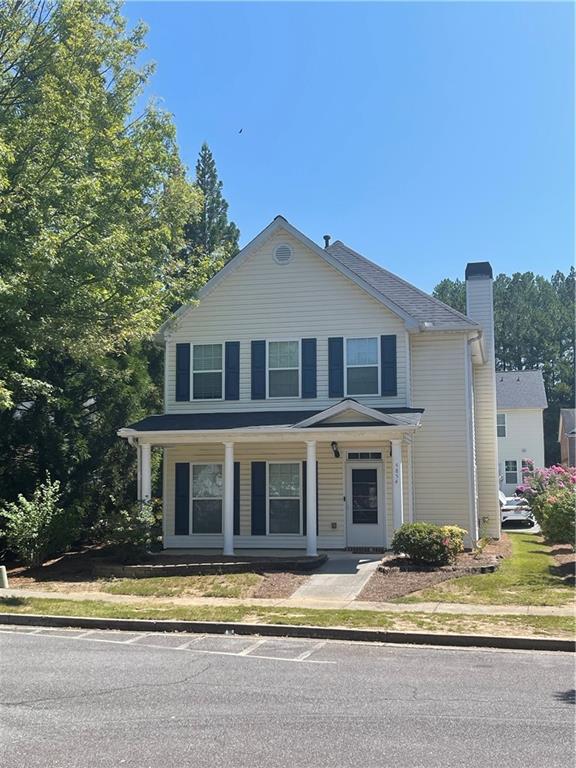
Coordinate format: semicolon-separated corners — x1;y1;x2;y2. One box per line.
433;269;575;464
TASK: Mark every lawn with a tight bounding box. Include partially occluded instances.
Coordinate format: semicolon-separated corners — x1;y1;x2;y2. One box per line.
0;596;573;638
102;573;262;599
394;533;575;606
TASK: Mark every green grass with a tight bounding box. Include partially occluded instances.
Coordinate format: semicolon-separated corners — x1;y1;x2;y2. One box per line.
101;573;262;599
395;533;575;606
0;596;573;638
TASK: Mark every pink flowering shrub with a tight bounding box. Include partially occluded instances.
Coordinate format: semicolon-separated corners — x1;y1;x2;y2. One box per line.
517;461;576;544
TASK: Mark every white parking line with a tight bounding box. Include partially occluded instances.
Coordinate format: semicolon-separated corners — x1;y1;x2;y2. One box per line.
294;641;326;661
237;638;268;656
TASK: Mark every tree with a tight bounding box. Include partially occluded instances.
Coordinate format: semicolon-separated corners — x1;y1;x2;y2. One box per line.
433;269;576;463
183;142;240;264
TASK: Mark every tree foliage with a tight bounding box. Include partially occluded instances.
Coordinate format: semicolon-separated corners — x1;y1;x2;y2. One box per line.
434;269;575;463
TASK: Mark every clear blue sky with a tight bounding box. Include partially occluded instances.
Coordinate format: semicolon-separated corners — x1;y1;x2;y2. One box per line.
124;1;574;291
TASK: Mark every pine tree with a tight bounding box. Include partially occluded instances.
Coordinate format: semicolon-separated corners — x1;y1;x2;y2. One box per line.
184;143;240;263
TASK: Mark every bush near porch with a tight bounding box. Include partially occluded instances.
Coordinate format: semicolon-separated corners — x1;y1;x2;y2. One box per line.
391;522;466;566
517;462;576;545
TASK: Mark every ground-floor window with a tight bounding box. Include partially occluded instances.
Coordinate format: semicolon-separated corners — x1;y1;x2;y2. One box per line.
504;459;518;485
268;462;301;534
192;464;223;533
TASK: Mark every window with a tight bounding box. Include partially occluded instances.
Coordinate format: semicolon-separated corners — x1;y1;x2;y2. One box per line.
268;463;301;534
504;460;518;485
347;452;382;460
192;344;222;400
346;337;379;395
192;464;222;533
497;413;507;438
268;341;299;398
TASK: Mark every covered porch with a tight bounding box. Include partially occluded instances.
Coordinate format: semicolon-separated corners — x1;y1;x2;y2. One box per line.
118;400;423;555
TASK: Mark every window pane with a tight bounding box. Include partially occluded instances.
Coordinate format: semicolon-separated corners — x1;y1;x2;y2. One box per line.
347;337;378;366
269;463;300;497
269;341;298;369
269;499;300;533
352;468;378;524
504;460;517;484
193;371;222;399
497;414;506;437
269;369;299;397
192;464;223;498
193;344;222;371
347;366;379;395
193;499;222;533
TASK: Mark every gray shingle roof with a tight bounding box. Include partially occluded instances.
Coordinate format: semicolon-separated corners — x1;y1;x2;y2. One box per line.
326;241;478;330
496;370;548;410
560;408;575;435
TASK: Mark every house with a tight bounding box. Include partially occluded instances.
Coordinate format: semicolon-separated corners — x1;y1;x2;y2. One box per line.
119;216;501;553
558;408;575;467
495;370;548;495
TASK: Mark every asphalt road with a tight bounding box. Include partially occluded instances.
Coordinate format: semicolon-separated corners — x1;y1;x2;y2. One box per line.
1;627;574;768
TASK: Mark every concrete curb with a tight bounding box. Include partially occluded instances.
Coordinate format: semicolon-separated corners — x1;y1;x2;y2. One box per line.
0;612;573;653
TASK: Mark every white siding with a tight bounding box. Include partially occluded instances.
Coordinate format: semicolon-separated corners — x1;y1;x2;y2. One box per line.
497;408;545;495
165;230;407;412
410;333;474;538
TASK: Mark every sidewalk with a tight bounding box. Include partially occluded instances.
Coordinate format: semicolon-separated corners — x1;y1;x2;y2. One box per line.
1;587;574;617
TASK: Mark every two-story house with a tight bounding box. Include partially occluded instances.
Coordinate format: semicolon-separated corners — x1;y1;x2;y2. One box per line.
119;216;501;554
496;370;548;495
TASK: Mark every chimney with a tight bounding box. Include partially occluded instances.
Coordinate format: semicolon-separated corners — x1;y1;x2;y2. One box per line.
465;262;494;363
323;234;331;249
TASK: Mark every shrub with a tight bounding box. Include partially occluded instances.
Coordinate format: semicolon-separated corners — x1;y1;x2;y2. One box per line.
517;463;576;545
392;522;467;566
93;500;160;561
1;475;78;567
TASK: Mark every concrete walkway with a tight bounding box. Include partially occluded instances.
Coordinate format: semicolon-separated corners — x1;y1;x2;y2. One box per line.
1;587;574;617
291;552;382;602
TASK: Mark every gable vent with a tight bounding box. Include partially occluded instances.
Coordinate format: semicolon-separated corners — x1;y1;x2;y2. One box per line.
273;244;292;265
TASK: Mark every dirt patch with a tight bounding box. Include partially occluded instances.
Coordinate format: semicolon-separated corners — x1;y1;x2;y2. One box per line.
550;544;576;585
251;572;309;599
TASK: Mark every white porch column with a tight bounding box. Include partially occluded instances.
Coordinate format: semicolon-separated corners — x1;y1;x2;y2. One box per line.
136;442;142;500
306;441;317;556
223;442;235;556
391;439;404;531
140;443;152;502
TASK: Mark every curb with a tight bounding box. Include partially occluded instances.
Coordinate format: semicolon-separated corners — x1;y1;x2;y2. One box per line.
0;613;573;652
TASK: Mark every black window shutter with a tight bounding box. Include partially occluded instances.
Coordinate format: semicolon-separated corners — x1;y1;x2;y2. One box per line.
251;340;266;400
380;335;397;396
328;337;344;398
225;341;240;400
175;344;190;402
174;463;190;535
301;338;317;398
251;461;266;535
234;461;240;535
302;461;319;536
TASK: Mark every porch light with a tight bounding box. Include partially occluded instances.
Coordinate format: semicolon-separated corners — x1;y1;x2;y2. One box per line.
331;441;340;458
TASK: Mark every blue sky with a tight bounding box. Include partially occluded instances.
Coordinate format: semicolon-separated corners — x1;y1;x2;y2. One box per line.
124;1;574;291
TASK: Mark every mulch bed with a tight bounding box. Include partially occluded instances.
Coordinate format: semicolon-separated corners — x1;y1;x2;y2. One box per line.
251;572;309;599
550;544;576;586
357;535;513;603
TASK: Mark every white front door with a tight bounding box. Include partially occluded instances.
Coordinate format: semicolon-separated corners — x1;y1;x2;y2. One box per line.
345;462;385;548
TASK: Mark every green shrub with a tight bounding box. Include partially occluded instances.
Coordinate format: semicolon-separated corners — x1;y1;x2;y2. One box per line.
93;500;160;561
534;488;575;544
1;475;78;567
391;522;467;566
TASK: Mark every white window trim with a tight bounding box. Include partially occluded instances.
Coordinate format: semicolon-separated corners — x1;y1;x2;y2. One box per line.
504;459;518;485
497;412;507;438
344;336;381;397
266;461;302;536
190;462;223;535
266;339;301;399
191;343;224;402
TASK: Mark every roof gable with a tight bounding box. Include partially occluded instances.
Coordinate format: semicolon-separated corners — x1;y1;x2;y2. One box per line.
496;370;548;410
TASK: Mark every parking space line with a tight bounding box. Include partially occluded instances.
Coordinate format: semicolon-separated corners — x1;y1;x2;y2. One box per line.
237;638;268;656
174;634;207;649
294;641;326;661
122;633;149;644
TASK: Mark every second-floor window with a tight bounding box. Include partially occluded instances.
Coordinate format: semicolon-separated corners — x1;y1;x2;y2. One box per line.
346;337;379;396
192;344;223;400
504;460;518;485
268;340;300;397
497;413;507;437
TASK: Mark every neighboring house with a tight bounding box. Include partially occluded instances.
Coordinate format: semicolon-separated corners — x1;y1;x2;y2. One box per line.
119;216;500;553
496;370;548;495
558;408;575;467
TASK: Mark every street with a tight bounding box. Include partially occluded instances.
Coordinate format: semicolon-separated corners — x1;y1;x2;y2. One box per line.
1;627;574;768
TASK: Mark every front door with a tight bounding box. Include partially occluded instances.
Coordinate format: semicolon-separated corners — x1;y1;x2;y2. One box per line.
345;463;385;548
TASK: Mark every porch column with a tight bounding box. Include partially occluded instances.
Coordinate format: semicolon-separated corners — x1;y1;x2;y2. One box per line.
223;442;235;556
305;441;317;556
140;442;152;502
391;439;404;530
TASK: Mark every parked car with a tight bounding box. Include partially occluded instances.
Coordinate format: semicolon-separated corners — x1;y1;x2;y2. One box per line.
498;491;535;527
